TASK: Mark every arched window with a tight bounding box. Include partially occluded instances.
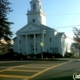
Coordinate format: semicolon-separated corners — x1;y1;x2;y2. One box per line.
33;3;36;9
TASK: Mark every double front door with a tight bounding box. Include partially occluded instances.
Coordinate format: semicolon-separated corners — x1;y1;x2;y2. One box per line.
30;44;38;54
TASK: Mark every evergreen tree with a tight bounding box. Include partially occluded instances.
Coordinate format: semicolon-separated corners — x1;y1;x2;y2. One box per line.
0;0;13;43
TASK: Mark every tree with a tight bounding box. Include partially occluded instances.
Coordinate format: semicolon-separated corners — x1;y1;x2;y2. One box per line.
73;27;80;43
0;0;13;44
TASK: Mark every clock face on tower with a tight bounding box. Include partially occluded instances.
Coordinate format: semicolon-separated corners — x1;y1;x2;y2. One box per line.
32;19;36;23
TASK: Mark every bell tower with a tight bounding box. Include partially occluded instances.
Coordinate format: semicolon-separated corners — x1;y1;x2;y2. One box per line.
27;0;46;25
30;0;42;11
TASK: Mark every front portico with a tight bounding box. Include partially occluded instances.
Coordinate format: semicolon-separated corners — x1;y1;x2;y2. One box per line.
16;24;46;55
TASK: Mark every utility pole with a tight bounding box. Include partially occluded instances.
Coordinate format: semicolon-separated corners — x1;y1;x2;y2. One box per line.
37;18;44;60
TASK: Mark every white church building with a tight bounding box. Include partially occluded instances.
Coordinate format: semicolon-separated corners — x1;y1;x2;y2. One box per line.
13;0;74;57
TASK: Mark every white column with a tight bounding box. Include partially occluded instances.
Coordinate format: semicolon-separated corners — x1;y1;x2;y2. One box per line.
34;34;36;54
26;35;28;54
42;33;45;52
17;35;20;53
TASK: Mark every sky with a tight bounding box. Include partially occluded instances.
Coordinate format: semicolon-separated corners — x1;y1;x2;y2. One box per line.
8;0;80;39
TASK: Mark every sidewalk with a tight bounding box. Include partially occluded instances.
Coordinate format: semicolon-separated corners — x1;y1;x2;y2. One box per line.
56;58;79;61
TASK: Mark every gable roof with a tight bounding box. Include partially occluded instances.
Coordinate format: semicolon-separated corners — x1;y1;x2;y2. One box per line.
41;24;55;31
56;32;66;38
16;23;56;34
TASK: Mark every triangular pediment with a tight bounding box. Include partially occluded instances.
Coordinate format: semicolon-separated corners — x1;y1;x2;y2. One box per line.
16;23;55;35
16;23;41;34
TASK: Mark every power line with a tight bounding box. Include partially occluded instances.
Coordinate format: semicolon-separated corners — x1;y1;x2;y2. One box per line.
54;25;80;28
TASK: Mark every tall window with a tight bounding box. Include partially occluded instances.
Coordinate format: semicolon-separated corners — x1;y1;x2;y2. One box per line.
50;47;52;50
36;34;37;37
33;3;36;9
40;5;41;9
50;38;51;42
20;48;21;52
19;40;21;44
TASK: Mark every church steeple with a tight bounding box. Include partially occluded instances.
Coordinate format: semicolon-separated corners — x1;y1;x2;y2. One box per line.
27;0;46;26
30;0;42;11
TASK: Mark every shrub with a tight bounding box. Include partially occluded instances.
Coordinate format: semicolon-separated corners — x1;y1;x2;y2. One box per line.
52;53;63;58
35;52;53;58
64;52;73;58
